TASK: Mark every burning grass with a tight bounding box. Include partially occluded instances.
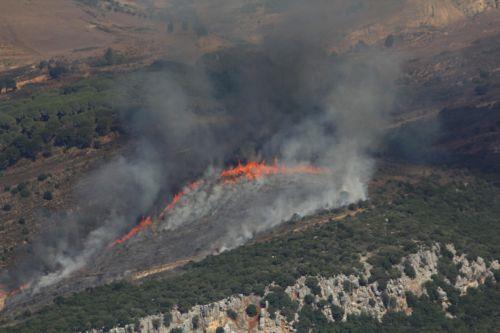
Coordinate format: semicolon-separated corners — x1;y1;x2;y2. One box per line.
107;217;153;248
107;160;330;249
0;283;29;312
220;160;329;183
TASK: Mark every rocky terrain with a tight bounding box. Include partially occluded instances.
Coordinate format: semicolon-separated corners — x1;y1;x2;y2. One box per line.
0;2;499;332
96;244;498;333
1;0;498;73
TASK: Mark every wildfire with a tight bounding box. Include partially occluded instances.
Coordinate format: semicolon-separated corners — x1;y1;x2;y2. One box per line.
159;181;202;219
108;160;330;248
220;160;329;182
107;216;153;248
0;283;30;311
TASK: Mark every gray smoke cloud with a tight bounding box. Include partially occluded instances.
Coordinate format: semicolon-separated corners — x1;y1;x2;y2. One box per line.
1;0;400;295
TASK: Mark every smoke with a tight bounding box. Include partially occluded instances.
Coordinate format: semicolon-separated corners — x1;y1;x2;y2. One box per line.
1;0;400;294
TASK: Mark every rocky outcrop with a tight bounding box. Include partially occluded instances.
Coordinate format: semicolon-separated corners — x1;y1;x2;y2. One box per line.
284;244;442;322
452;0;499;16
94;244;497;333
446;244;499;294
338;0;499;52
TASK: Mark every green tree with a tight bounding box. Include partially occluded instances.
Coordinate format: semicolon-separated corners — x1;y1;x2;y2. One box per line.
227;309;237;320
245;304;258;317
170;328;183;333
191;316;199;329
163;312;172;326
404;261;416;278
43;191;53;201
49;65;68;79
103;48;117;66
331;304;344;321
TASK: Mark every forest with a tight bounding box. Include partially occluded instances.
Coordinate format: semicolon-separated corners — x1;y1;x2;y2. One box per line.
3;175;499;332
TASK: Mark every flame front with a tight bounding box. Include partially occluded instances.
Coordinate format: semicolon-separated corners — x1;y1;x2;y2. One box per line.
108;216;153;248
220;160;329;182
108;160;330;248
159;181;202;219
0;282;30;311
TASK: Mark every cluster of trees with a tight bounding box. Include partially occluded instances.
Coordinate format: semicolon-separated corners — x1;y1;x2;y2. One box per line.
0;77;17;93
93;48;126;67
310;282;500;332
0;76;119;169
3;175;500;332
76;0;147;17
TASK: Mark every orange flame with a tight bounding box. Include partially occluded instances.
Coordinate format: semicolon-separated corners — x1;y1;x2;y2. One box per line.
0;282;31;310
220;160;329;182
159;181;202;219
108;216;153;248
108;160;329;248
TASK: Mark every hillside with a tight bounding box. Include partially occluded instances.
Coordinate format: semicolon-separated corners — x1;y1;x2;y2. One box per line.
1;0;498;71
2;174;499;332
0;1;499;333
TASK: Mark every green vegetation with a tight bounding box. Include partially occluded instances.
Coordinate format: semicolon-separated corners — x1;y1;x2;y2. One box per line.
94;48;127;67
170;328;182;333
0;77;17;92
227;309;238;320
330;304;344;322
0;76;119;169
245;304;258;317
403;260;416;279
37;174;48;182
163;312;172;327
305;277;321;296
324;282;500;332
191;315;199;330
2;176;500;332
76;0;145;17
42;191;53;201
262;287;298;321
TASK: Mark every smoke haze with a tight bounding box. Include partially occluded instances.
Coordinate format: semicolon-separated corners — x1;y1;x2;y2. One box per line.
1;0;400;294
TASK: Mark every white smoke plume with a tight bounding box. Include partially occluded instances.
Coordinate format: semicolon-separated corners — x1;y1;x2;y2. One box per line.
1;0;401;296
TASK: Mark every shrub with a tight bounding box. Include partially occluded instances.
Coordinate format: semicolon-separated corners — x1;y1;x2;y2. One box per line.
384;34;395;48
305;277;322;295
227;309;238;320
331;304;344;321
404;261;416;278
317;299;329;309
152;318;161;330
388;267;402;279
19;188;30;198
43;191;53;201
191;316;199;330
245;304;258;317
343;280;354;292
474;84;489;96
49;65;68;79
304;294;315;305
215;327;224;333
438;257;459;285
163;312;172;327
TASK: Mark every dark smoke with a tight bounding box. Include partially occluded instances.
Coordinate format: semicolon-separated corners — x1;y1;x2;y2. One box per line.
1;0;401;293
